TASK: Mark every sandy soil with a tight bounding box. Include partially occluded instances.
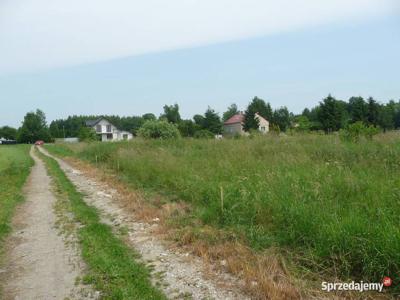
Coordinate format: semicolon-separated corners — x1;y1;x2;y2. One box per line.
0;147;92;300
38;146;250;300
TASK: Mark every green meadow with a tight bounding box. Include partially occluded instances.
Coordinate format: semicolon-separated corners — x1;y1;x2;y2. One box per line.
45;133;400;290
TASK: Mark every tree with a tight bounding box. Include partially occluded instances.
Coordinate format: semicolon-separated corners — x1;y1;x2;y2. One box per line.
193;114;205;127
137;120;181;139
223;103;239;121
142;113;156;121
367;97;380;126
294;115;311;132
161;104;181;124
178;119;199;137
78;127;98;141
244;97;272;131
0;126;17;140
202;107;222;134
378;102;395;131
272;107;291;132
348;96;368;123
17;109;52;143
317;95;347;133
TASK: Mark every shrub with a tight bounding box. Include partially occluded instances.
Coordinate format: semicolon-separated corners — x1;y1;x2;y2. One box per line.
137;120;181;139
339;122;380;142
193;129;214;139
78;127;98;142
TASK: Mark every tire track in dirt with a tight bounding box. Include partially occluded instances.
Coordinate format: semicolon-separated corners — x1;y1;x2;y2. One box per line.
0;147;92;300
38;146;250;300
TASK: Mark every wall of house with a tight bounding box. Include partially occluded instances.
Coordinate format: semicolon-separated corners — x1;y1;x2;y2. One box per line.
93;119;118;135
92;119;134;142
223;123;244;136
255;113;269;133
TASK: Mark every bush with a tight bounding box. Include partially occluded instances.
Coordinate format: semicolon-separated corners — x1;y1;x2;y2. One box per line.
193;129;214;139
137;120;181;139
339;122;380;142
78;127;98;142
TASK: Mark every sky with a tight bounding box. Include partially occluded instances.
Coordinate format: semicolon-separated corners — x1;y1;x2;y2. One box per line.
0;0;399;127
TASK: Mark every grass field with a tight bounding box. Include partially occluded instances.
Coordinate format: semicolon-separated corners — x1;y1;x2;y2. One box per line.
45;133;400;293
37;149;166;299
0;145;33;252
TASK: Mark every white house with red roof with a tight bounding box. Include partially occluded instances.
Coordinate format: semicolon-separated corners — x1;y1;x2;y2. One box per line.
223;112;269;136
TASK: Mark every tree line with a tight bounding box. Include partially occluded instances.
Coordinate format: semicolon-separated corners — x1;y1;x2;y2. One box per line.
2;95;399;143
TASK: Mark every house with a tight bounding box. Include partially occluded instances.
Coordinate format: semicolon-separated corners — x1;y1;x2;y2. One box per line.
223;112;269;136
85;118;133;142
0;137;17;145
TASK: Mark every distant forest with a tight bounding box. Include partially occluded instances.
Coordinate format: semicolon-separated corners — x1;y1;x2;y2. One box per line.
48;95;400;137
1;94;400;142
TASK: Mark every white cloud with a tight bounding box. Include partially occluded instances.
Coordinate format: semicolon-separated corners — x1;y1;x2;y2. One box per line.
0;0;397;73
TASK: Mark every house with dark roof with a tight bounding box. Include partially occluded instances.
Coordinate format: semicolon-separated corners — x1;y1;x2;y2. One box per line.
85;117;133;142
223;112;269;136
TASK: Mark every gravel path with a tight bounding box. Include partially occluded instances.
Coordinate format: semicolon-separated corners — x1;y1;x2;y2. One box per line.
38;146;249;300
1;147;91;300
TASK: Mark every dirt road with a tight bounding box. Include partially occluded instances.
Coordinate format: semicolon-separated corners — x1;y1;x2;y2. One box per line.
38;147;249;300
1;147;88;300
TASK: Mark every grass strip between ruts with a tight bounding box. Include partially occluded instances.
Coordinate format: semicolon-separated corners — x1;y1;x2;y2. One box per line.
37;148;166;300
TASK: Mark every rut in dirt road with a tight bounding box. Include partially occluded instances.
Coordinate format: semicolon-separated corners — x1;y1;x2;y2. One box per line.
38;146;250;300
1;147;89;300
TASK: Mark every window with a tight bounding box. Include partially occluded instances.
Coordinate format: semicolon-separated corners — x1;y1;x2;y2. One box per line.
106;125;112;132
96;125;101;132
123;134;128;140
260;126;265;131
107;133;113;140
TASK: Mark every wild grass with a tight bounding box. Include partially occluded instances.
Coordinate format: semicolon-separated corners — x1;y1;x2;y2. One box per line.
0;145;33;251
37;148;166;300
45;133;400;293
0;145;33;296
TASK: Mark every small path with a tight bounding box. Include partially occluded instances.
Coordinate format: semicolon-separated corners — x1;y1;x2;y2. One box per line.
1;147;90;300
38;147;250;300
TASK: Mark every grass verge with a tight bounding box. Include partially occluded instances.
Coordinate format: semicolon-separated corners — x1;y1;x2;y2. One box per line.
37;148;166;300
0;145;33;296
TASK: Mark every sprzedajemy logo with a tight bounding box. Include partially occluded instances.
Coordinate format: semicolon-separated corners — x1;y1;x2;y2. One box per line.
322;277;392;293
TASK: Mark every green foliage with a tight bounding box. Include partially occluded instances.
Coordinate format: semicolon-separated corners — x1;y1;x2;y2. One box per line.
317;95;348;133
244;96;272;131
222;103;239;121
339;122;380;142
272;106;291;132
78;127;98;142
161;103;181;124
177;119;199;137
137;120;180;139
0;146;32;268
142;113;156;121
202;107;222;134
38;151;165;299
17;109;52;143
0;126;17;140
294;115;311;132
348;96;368;124
46;134;400;290
193;108;222;134
193;129;214;139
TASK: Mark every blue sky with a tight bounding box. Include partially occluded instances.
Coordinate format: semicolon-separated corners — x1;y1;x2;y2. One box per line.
0;1;399;127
